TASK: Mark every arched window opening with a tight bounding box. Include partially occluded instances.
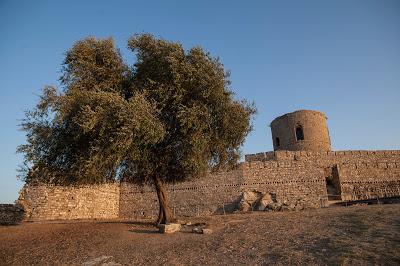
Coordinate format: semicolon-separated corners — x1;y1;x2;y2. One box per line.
295;125;304;141
275;137;280;147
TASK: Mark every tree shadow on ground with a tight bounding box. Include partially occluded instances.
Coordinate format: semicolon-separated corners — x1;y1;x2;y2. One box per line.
96;220;155;226
128;228;160;234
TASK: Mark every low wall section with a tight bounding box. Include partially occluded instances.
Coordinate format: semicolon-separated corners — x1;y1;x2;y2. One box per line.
18;184;119;221
336;162;400;201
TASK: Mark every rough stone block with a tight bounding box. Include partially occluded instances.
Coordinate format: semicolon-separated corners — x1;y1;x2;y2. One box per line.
158;223;181;234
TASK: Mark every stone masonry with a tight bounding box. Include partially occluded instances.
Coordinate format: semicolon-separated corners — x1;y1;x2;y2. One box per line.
270;110;331;152
18;183;119;220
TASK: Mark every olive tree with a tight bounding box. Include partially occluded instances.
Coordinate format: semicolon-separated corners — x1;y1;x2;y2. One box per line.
18;34;256;224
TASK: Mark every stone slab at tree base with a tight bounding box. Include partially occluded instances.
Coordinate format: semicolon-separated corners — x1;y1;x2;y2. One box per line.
158;223;181;234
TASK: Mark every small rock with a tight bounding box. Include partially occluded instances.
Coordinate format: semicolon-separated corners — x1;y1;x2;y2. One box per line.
192;227;203;234
239;201;251;212
192;227;212;234
266;202;282;211
158;223;181;234
202;228;212;234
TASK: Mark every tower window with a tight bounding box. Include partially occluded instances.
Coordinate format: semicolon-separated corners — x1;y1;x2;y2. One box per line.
275;137;280;147
295;126;304;141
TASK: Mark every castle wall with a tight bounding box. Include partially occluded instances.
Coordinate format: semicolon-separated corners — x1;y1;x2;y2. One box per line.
18;161;329;221
241;161;328;208
246;150;400;201
18;183;120;221
119;162;328;219
335;162;400;201
245;150;400;166
119;170;243;219
16;150;400;221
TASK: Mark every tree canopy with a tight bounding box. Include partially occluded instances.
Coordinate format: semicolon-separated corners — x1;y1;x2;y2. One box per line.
18;34;256;223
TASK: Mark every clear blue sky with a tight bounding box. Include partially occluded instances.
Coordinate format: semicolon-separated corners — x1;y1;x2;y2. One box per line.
1;0;399;203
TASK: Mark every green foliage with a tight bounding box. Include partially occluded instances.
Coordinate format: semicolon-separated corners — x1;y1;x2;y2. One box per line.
18;34;256;185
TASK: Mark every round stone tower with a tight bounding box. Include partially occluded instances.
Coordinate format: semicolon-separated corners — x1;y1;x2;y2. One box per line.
270;110;331;151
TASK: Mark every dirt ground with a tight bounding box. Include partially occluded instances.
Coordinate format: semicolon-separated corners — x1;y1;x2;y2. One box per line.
1;204;400;265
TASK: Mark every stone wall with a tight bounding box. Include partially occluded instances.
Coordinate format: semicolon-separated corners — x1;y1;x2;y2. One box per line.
0;204;24;225
241;161;328;208
119;169;243;219
335;162;400;201
246;150;400;202
18;161;328;220
245;150;400;166
18;183;119;221
16;150;400;221
119;162;328;219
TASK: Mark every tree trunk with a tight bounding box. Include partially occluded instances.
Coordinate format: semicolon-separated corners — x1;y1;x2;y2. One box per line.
154;176;174;224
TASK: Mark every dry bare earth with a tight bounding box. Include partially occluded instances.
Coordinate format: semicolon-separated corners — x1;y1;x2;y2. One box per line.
1;204;400;265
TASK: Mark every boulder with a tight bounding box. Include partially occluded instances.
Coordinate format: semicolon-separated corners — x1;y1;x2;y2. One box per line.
242;191;262;203
238;191;263;211
256;193;274;211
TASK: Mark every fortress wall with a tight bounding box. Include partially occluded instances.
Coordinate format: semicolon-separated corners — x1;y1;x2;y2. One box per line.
18;183;120;221
119;169;243;219
16;151;400;221
16;161;331;221
242;161;328;208
119;162;328;219
336;162;400;201
245;150;400;166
